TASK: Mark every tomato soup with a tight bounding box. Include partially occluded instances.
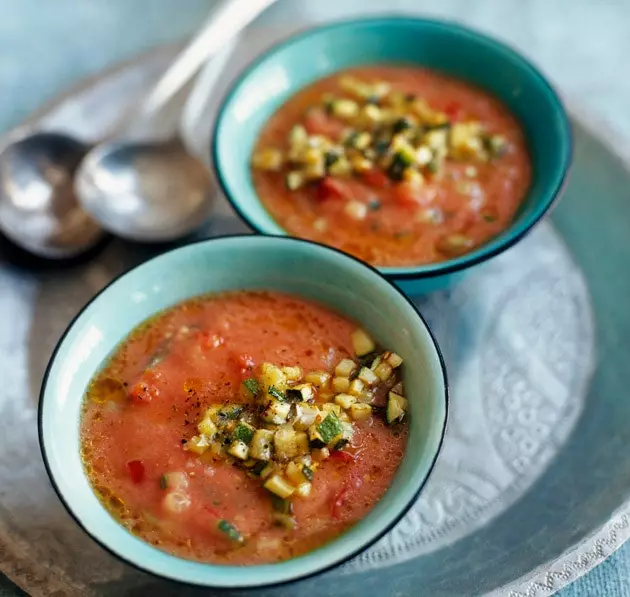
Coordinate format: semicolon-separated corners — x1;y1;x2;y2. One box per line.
80;291;408;565
251;66;531;267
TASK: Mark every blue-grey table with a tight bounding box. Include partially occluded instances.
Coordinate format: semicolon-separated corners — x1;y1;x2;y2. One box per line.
1;0;628;594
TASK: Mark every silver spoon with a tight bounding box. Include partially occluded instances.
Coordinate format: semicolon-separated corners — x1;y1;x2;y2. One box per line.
0;0;277;257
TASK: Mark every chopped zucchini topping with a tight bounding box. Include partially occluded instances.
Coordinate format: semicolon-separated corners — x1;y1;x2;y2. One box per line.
185;329;407;506
252;75;510;202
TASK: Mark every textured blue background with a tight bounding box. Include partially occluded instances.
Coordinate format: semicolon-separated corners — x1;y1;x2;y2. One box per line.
0;0;628;594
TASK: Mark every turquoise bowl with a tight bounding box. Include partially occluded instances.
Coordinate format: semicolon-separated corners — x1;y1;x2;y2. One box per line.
213;17;572;295
38;235;447;588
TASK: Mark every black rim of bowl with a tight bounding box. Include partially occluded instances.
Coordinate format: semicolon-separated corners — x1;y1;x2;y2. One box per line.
38;233;449;589
211;16;573;281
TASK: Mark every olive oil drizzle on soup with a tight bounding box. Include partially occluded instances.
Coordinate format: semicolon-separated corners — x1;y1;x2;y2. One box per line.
251;66;531;267
81;291;408;565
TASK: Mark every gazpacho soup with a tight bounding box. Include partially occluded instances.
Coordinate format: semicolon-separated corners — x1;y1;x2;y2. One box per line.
251;66;531;267
80;291;409;565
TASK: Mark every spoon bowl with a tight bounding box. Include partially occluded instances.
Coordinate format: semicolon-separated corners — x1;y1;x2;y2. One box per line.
76;138;213;242
0;132;104;258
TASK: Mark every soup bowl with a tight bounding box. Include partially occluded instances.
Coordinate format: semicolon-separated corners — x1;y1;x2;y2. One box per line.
213;17;572;295
39;235;447;588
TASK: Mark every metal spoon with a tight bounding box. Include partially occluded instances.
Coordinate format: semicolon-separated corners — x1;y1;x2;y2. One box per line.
0;0;277;257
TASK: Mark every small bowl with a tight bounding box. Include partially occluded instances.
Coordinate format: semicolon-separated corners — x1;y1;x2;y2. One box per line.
39;235;447;588
213;17;572;295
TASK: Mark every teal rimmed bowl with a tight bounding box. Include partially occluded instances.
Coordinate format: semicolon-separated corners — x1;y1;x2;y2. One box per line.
213;17;572;295
38;235;447;588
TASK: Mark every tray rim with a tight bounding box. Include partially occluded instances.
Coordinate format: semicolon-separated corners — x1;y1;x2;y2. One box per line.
2;42;630;597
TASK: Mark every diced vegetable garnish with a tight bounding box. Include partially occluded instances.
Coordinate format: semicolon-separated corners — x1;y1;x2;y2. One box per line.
272;512;297;529
185;344;406;504
217;519;245;544
241;377;260;399
386;392;408;424
163;491;191;514
233;422;255;444
317;413;344;445
351;328;376;356
264;474;296;498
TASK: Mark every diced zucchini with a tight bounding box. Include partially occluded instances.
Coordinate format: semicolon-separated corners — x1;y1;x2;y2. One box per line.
264;474;295;499
335;358;357;378
361;104;382;124
261;363;287;392
286;461;309;486
425;129;448;152
344;200;368;221
350;155;373;173
303;147;323;166
332;99;360;119
358;366;379;386
293;403;320;431
294;482;312;498
286;171;304;191
295;431;309;456
281;366;303;382
351;328;376;357
241;377;260;399
274;426;300;460
352;131;372;150
261;399;291;426
312;447;330;461
186;434;210;455
228;440;250;460
272;512;297;529
317;412;344;444
332;376;351;393
304;370;331;388
217;519;245;544
348;378;365;397
374;361;393;382
217;404;243;422
328;155;352;176
308;424;326;448
321;403;343;416
270;494;293;514
334;393;357;410
350;403;373;421
210;441;225;458
383;351;403;368
160;471;189;491
260;463;276;480
250;429;275;461
252;148;283;171
436;234;474;256
233;422;255;444
163;491;191;514
486;134;508;158
302;465;314;481
403;167;424;185
387;392;408;424
286;383;315;402
415;145;433;166
197;417;217;438
289;124;308;149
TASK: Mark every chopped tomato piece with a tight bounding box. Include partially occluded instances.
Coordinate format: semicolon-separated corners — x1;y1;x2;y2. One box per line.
126;460;145;484
200;332;224;349
331;485;348;520
304;108;346;138
317;177;354;201
445;101;462;121
330;450;355;463
128;371;161;404
229;352;255;377
361;169;390;188
393;182;434;207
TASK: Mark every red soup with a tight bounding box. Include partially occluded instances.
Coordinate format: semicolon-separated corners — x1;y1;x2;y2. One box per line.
81;291;409;565
251;66;531;267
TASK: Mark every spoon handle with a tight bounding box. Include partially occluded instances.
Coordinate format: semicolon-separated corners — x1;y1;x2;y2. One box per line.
136;0;279;127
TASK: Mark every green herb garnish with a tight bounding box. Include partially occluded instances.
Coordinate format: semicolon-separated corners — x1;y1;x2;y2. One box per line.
217;519;244;543
242;378;260;398
303;466;314;482
233;422;255;444
159;474;168;490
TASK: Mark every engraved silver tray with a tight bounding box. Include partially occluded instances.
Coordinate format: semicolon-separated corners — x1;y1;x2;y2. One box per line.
1;30;630;597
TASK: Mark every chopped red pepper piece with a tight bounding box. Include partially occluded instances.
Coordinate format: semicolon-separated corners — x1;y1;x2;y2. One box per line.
330;450;356;463
362;169;390;188
126;460;145;484
317;177;354;201
331;485;348;520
